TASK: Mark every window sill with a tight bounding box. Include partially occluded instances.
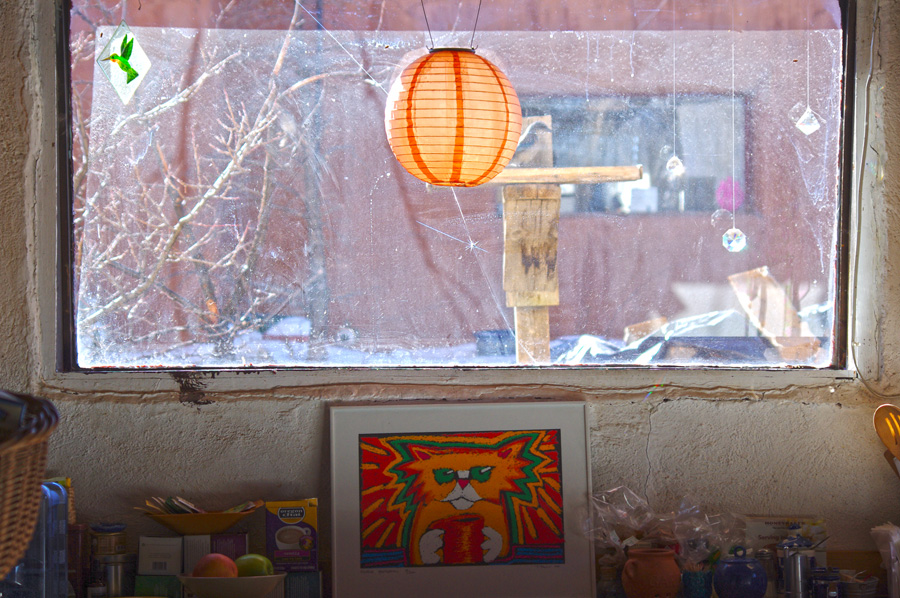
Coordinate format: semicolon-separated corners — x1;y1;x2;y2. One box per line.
39;366;857;397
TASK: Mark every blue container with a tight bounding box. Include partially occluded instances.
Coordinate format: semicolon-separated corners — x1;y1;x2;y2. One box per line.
0;482;69;598
683;570;714;598
714;547;767;598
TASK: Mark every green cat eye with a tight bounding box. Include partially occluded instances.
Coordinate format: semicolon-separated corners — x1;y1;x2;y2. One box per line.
433;468;456;484
469;466;493;482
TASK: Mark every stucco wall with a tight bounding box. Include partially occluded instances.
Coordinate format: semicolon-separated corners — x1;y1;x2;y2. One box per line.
2;0;900;574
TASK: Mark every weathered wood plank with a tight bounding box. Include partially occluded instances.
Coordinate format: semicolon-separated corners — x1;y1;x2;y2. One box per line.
491;165;643;185
506;290;560;307
515;306;551;364
503;191;561;300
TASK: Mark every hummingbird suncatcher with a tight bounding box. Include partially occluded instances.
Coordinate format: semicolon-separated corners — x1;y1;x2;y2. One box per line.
103;35;139;83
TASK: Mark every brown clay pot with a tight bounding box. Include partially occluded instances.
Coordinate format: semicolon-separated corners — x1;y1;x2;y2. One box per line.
621;548;682;598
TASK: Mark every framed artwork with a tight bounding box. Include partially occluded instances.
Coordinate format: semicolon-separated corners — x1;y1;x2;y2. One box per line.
330;402;593;598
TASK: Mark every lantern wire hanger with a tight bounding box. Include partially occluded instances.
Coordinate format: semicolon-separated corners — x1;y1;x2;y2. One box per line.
420;0;484;50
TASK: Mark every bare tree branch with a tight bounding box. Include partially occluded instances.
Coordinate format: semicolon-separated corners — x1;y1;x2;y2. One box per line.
111;52;240;136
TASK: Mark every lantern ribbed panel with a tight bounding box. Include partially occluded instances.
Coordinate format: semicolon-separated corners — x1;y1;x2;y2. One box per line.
385;49;522;187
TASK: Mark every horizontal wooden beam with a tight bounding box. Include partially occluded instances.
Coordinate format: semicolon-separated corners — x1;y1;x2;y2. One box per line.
490;165;643;185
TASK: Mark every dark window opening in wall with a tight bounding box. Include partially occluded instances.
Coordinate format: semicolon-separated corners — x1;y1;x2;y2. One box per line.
60;0;851;370
520;95;747;215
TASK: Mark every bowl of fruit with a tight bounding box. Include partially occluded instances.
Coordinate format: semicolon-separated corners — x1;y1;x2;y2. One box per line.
178;553;284;598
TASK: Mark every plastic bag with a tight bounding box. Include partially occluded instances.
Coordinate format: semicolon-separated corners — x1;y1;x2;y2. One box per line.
671;498;746;569
585;487;656;565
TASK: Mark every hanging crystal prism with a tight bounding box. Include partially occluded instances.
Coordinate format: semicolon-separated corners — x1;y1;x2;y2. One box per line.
666;155;685;178
722;228;748;252
789;102;821;136
97;21;151;105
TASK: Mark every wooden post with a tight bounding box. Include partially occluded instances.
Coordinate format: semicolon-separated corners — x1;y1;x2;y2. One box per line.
493;116;644;364
502;116;556;363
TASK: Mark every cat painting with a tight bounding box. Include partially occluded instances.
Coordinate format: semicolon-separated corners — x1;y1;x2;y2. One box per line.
359;430;564;568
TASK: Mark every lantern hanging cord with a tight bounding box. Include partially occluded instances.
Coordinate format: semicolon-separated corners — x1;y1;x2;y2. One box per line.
470;0;484;49
420;0;435;49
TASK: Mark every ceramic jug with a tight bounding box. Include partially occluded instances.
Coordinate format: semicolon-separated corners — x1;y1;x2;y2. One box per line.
621;548;681;598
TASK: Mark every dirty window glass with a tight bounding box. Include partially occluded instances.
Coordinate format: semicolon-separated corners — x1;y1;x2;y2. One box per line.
67;0;846;368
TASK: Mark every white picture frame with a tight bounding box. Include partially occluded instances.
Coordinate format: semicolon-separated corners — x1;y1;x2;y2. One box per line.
330;401;594;598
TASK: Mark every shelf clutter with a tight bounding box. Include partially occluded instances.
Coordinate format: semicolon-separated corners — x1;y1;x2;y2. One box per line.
1;487;321;598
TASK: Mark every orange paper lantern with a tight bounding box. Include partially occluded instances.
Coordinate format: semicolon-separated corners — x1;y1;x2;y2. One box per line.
385;48;522;187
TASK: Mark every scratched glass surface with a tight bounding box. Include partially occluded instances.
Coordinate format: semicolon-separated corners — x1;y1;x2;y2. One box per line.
69;1;844;368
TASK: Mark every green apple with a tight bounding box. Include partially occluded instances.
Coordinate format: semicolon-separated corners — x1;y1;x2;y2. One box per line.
234;553;274;577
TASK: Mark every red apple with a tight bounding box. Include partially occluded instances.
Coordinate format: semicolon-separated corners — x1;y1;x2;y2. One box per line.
192;553;238;578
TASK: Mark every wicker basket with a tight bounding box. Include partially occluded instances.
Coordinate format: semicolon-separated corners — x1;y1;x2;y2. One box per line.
0;392;59;579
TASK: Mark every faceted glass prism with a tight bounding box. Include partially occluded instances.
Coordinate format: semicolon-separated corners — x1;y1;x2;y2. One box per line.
666;155;685;177
97;21;151;105
789;102;821;136
722;227;748;252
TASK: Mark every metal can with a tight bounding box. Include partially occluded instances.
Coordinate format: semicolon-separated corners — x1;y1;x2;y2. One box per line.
90;531;127;555
755;549;777;598
91;553;136;597
811;568;842;598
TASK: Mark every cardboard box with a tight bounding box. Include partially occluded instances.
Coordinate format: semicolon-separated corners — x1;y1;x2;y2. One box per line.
138;536;183;576
285;571;322;598
260;577;285;598
266;500;318;572
134;574;182;598
743;515;827;551
211;532;249;560
743;515;827;566
182;535;211;577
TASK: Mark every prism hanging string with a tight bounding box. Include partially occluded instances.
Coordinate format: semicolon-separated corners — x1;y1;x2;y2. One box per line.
666;0;685;179
722;0;747;252
791;0;822;135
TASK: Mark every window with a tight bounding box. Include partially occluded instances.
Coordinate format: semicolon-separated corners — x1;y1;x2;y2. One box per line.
63;0;850;369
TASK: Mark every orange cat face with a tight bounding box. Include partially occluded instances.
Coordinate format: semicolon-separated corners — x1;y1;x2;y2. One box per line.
402;439;529;508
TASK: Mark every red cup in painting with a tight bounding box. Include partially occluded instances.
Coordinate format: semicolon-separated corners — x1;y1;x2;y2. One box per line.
432;514;485;564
